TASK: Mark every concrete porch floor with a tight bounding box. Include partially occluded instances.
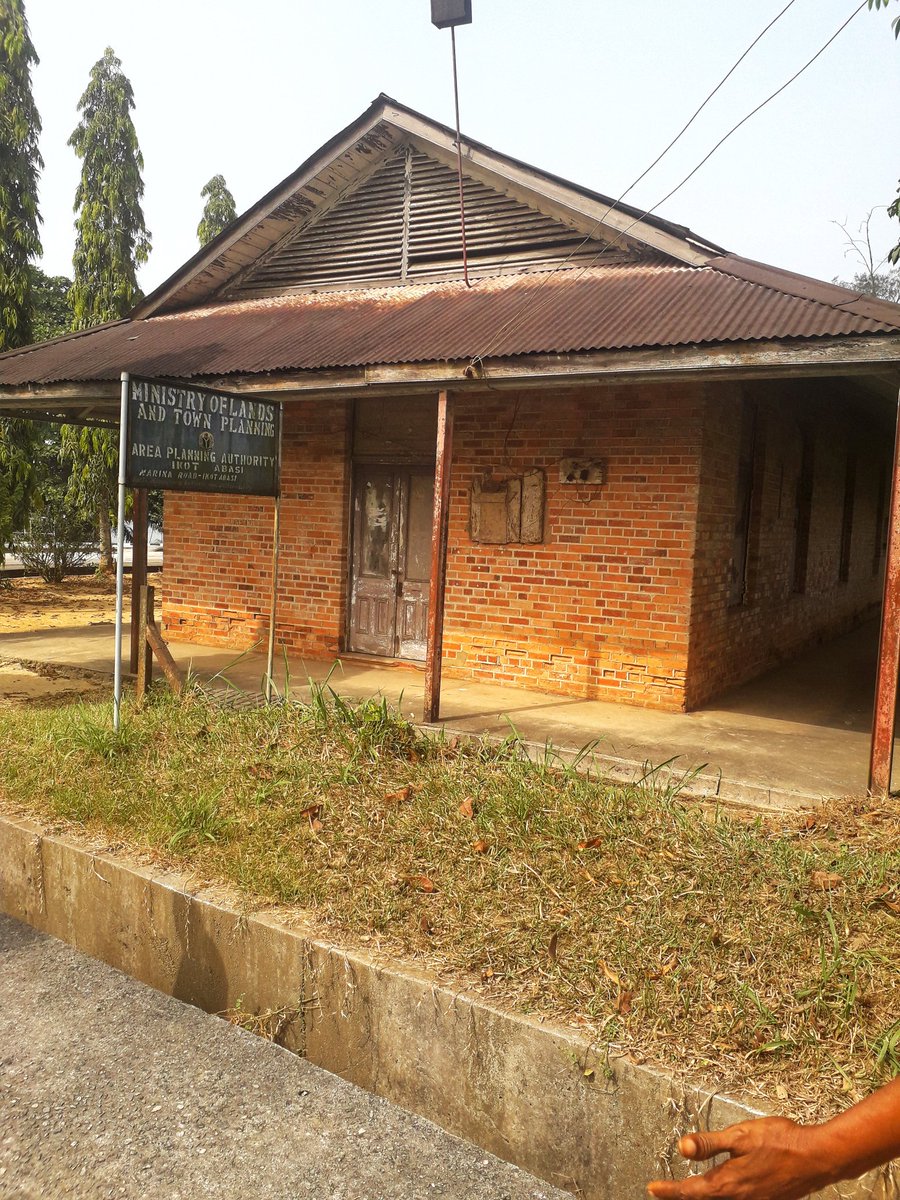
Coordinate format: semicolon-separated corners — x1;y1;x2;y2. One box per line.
0;619;893;809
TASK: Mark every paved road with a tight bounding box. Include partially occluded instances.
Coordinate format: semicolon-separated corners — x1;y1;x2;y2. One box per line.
0;916;567;1200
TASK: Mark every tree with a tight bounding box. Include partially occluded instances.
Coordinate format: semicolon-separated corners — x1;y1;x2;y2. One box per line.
197;174;236;246
29;266;72;341
0;0;42;351
63;47;151;571
831;211;900;301
869;3;900;263
0;0;43;562
68;47;150;328
888;184;900;267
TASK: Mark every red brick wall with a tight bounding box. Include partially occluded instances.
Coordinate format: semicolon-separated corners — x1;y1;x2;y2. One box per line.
439;384;704;709
162;384;704;710
162;400;351;657
161;379;890;714
685;381;890;709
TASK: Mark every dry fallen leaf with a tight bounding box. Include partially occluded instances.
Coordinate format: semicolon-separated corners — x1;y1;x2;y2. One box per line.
384;785;414;805
811;871;844;890
472;839;489;854
600;961;621;988
310;818;323;832
402;874;437;893
548;931;559;961
577;835;603;850
615;989;634;1016
298;803;322;821
458;796;475;819
419;914;434;935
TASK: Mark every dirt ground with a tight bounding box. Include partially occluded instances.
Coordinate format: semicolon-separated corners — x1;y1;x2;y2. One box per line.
0;576;120;705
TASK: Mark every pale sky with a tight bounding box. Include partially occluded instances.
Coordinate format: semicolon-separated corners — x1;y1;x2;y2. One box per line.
25;0;900;294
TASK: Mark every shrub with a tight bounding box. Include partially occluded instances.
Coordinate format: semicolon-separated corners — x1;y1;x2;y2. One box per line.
12;486;95;582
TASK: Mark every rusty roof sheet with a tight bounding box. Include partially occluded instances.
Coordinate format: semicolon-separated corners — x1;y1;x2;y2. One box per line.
2;258;899;388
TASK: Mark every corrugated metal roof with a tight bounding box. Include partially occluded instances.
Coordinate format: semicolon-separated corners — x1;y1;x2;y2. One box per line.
133;94;721;319
1;259;899;388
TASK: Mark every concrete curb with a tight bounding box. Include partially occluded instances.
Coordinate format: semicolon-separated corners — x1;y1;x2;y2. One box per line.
423;724;823;812
0;813;883;1200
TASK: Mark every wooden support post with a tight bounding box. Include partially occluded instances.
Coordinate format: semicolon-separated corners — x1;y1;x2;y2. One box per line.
129;488;149;674
424;390;453;724
146;623;184;695
869;392;900;795
135;585;154;702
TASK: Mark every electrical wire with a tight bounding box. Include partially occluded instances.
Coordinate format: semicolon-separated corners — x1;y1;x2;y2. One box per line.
450;25;471;288
471;0;868;369
617;0;802;208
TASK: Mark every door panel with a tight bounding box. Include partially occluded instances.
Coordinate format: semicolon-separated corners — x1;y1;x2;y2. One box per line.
350;469;398;656
397;472;433;661
349;467;434;661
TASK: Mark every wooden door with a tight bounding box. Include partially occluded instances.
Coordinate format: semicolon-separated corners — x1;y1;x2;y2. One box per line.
349;468;433;661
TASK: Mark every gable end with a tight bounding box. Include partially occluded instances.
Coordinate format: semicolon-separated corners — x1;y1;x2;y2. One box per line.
224;146;639;297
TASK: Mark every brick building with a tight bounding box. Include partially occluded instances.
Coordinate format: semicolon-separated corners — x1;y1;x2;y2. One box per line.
2;97;899;715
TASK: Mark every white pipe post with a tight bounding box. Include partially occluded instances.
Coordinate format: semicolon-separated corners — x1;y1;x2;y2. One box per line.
265;404;284;703
113;372;130;731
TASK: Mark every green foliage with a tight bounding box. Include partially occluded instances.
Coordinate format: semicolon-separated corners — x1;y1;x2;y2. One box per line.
0;0;42;352
0;416;38;557
65;47;150;563
28;266;73;341
833;269;900;302
58;424;117;515
868;0;900;38
889;184;900;268
58;423;117;569
0;2;43;555
68;47;151;328
12;480;95;582
197;174;237;247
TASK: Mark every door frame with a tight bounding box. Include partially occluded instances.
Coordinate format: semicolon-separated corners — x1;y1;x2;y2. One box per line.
345;458;436;661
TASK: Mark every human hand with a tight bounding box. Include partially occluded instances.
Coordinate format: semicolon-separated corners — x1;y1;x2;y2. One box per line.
647;1116;836;1200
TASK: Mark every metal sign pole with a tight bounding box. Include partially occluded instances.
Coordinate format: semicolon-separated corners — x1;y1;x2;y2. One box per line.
113;372;130;731
264;404;284;703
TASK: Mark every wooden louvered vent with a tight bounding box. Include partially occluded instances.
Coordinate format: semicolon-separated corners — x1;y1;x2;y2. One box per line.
228;147;629;296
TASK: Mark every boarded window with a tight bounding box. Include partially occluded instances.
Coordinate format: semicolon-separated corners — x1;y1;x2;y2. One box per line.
792;428;814;595
470;470;544;544
838;452;856;583
728;401;757;607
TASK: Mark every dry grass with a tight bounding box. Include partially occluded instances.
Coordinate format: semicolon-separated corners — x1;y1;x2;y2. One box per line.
1;681;898;1117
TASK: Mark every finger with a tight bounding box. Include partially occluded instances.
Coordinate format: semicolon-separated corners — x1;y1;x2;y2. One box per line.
647;1174;714;1200
647;1180;686;1199
678;1129;740;1161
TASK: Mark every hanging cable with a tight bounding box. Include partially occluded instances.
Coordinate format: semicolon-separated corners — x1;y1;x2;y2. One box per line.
471;0;867;368
622;0;802;209
451;25;471;288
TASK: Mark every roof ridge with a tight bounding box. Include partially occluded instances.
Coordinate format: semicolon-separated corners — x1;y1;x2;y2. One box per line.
707;254;900;331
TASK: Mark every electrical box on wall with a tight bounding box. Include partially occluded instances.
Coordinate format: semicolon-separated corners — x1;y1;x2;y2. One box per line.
559;458;605;485
431;0;473;28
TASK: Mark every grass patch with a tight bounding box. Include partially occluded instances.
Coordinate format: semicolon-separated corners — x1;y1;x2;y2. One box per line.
1;682;898;1116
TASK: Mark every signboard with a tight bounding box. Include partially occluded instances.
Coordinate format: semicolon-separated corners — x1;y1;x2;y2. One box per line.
125;377;280;496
